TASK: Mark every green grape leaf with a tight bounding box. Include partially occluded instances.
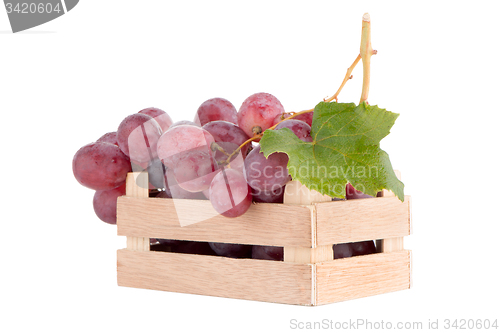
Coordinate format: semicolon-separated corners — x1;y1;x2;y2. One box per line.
260;102;404;201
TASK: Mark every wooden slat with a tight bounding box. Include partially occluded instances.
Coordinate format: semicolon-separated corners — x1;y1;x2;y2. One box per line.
377;237;404;252
316;196;411;245
117;197;314;247
125;172;150;252
284;245;334;264
283;180;332;205
283;180;333;263
117;250;314;305
316;250;411;305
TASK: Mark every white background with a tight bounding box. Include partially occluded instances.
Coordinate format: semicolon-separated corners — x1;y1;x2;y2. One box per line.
1;1;499;332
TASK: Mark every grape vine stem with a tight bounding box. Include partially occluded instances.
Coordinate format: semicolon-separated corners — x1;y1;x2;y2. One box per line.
359;13;376;104
324;54;362;103
223;13;375;164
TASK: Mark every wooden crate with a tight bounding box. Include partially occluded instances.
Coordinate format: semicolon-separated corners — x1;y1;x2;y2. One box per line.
116;172;412;306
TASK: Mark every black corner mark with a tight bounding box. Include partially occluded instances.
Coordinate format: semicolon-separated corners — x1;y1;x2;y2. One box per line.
4;0;79;33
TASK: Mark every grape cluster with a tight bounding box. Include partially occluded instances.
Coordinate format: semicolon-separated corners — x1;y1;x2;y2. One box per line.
72;92;377;259
72;93;300;223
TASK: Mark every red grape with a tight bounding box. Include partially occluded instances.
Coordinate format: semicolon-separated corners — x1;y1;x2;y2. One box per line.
351;240;377;256
194;98;238;126
93;184;126;224
273;111;313;127
173;150;220;192
237;92;285;139
252;245;283;261
251;185;285;203
171;241;216;255
117;113;163;163
170;120;200;128
346;183;374;199
209;168;252;217
155;190;172;199
333;243;354;259
138;107;173;132
333;241;377;259
203;121;251;162
164;168;206;200
156;239;182;247
97;132;118;146
208;242;252;258
157;125;215;168
244;145;290;192
274;119;313;142
73;142;131;191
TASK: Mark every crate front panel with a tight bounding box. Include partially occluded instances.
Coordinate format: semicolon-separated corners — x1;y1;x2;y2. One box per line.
117;197;314;247
316;196;411;245
316;250;411;305
117;250;314;305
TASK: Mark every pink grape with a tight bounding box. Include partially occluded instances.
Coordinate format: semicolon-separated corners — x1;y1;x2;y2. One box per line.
138;107;173;132
251;185;285;203
173;150;220;192
252;245;283;261
170;120;200;128
194;98;238;126
164;168;206;200
97;132;118;146
237;92;285;139
157;125;215;168
117;113;163;163
208;242;252;258
202;121;251;162
93;184;126;224
209;168;252;217
273;111;313;127
244;145;290;192
73;142;131;191
274;119;313;142
346;183;374;199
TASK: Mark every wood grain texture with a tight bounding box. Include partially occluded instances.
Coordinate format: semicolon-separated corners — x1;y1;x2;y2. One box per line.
117;197;314;247
127;237;150;251
316;196;411;245
377;237;404;253
316;250;411;305
284;180;332;205
117;250;314;305
125;172;150;251
283;180;334;263
125;172;148;198
284;245;334;264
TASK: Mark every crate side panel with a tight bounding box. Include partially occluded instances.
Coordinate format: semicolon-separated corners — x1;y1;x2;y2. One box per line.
117;197;313;247
316;196;411;245
316;250;411;305
117;250;313;305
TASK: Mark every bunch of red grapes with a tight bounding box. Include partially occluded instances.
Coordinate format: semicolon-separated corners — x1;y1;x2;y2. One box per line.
72;92;376;260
